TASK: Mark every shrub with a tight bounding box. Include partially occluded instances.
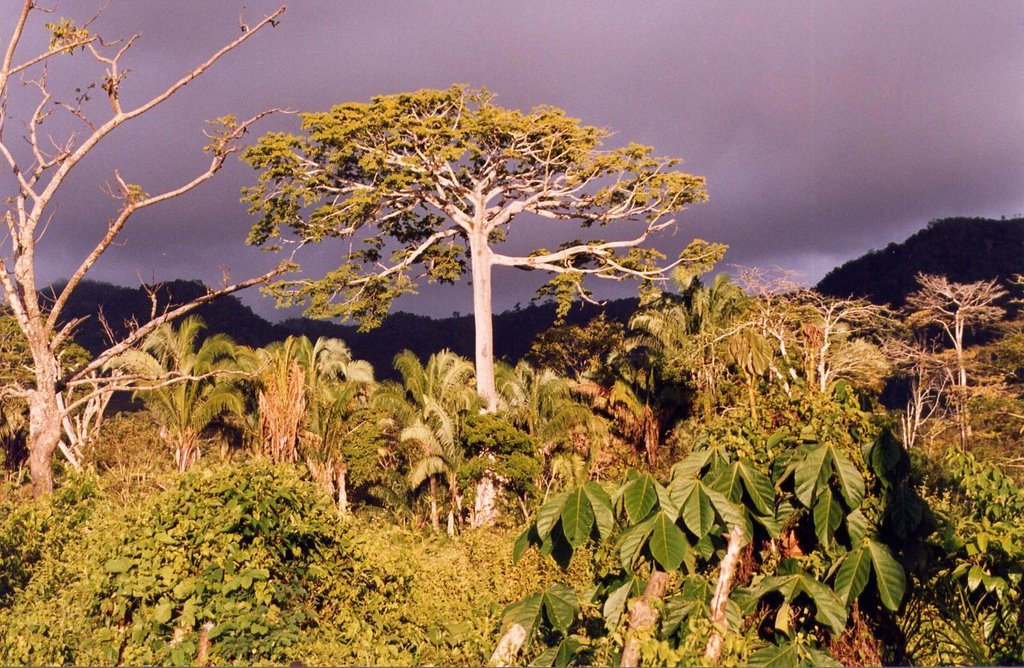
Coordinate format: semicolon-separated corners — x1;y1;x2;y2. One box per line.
0;461;357;665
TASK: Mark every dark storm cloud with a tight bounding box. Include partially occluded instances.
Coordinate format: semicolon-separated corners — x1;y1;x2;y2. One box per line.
9;0;1023;319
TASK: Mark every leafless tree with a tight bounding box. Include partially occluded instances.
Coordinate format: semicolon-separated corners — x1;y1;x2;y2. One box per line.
0;2;287;495
905;273;1006;447
885;336;949;450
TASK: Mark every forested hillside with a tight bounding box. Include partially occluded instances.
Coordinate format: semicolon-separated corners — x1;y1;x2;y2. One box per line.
817;217;1024;307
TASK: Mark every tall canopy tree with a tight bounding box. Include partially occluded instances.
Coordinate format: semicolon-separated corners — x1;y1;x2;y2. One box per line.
0;2;285;495
243;85;709;411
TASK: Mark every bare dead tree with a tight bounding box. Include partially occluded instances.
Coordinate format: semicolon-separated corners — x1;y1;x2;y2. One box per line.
906;274;1006;447
795;291;894;394
885;335;949;450
0;2;288;495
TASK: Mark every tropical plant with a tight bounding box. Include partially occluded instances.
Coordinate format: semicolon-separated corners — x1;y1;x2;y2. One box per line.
504;386;916;666
630;273;750;418
498;361;608;490
376;350;478;534
901;447;1024;665
108;317;245;472
250;335;374;508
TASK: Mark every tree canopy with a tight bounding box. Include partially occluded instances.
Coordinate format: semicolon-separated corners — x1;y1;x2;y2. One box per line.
243;85;709;409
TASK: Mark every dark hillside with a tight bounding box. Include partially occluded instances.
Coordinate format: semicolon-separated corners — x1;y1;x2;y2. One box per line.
48;279;637;379
46;279;281;355
279;298;638;380
816;217;1024;307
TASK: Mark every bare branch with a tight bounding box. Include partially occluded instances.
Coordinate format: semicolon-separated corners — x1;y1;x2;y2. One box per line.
62;262;287;386
45;109;284;331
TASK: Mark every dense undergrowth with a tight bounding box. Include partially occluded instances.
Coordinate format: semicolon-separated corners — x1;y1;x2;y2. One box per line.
0;461;596;666
3;268;1024;665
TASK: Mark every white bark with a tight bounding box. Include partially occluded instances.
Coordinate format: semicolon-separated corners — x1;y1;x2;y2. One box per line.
620;570;671;667
0;3;286;494
473;471;501;528
704;525;745;665
489;623;526;667
469;229;498;412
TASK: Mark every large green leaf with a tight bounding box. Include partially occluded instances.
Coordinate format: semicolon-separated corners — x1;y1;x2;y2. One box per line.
553;636;583;668
602;577;639;631
680;483;715;539
560;487;595;548
753;573;847;635
866;539;906;611
582;481;615;540
535;492;568;539
617;515;655;571
710;462;743;501
668;476;696;511
866;428;904;477
885;484;924;539
502;592;543;639
750;641;804;667
812;487;843;546
794;443;832;508
513;526;533;564
705;486;751;540
845;508;869;545
833;544;871;606
830;447;865;509
622;473;660;523
671;448;712;480
649;511;688;571
542;583;579;634
798;576;848;634
739;460;776;516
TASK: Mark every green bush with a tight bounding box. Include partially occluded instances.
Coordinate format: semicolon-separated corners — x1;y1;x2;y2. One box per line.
0;461;357;665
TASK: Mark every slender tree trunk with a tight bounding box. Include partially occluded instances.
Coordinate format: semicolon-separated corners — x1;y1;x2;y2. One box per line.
704;525;745;665
337;462;349;516
429;475;440;532
621;569;671;667
27;387;61;497
469;230;498;412
27;343;62;497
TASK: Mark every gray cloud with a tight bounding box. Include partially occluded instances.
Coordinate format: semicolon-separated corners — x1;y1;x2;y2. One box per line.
11;0;1023;319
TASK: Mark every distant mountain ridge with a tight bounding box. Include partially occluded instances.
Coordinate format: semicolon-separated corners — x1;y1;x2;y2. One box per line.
816;216;1024;306
51;217;1021;377
49;279;636;380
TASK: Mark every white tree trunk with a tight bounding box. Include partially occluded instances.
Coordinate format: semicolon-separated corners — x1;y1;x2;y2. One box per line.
473;472;501;528
620;570;671;667
337;462;349;516
469;230;498;412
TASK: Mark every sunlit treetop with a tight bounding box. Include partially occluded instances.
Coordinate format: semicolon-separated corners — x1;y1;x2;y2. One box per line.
242;84;710;326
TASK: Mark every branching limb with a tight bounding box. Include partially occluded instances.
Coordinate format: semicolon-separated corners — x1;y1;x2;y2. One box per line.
63;262;288;386
45;108;285;334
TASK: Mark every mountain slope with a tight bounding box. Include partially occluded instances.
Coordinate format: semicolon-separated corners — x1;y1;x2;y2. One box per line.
815;217;1024;306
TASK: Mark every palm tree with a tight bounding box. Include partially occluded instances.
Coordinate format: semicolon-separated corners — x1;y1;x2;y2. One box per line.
252;335;374;509
630;273;750;419
498;361;608;490
109;316;244;472
376;349;477;534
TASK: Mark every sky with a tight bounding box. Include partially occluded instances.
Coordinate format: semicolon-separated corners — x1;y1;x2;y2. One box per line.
4;1;1023;321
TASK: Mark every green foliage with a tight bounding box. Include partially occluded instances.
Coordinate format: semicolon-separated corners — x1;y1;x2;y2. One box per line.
0;462;351;665
902;447;1024;665
242;85;706;328
108;316;246;472
527;314;626;380
511;389;920;665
